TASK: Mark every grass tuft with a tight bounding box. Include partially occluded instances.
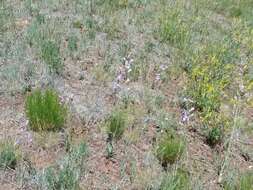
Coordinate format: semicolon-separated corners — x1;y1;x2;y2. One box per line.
67;35;78;52
156;132;185;167
0;141;17;170
39;142;87;190
160;168;190;190
206;126;223;147
224;171;253;190
25;89;67;132
41;40;62;74
107;110;126;140
158;9;190;49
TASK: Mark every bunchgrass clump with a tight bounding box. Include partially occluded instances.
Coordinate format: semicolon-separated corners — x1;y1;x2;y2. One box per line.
156;132;185;167
39;142;87;190
25;89;67;132
238;171;253;190
102;0;129;12
41;40;62;74
85;17;98;39
0;2;14;34
206;126;223;147
214;0;253;24
0;141;17;169
160;168;190;190
67;35;78;52
158;10;189;49
102;17;121;39
107;110;126;140
224;171;253;190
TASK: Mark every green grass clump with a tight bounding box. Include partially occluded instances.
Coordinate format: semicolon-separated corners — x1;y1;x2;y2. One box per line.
206;126;223;147
0;3;14;33
102;16;122;39
238;171;253;190
214;0;253;25
158;10;189;49
160;169;190;190
40;142;87;190
25;89;67;132
185;43;234;147
41;40;62;74
102;0;129;11
67;35;78;52
72;20;83;29
156;132;185;167
224;171;253;190
0;142;17;169
107;110;126;140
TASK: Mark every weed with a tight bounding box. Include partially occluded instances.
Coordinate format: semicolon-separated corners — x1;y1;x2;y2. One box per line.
107;110;126;140
25;89;67;132
41;40;62;74
186;44;234;122
0;141;17;169
184;43;235;149
156;132;185;167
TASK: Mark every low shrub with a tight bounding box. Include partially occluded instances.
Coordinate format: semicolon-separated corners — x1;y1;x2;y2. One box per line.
25;89;67;132
156;132;185;167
